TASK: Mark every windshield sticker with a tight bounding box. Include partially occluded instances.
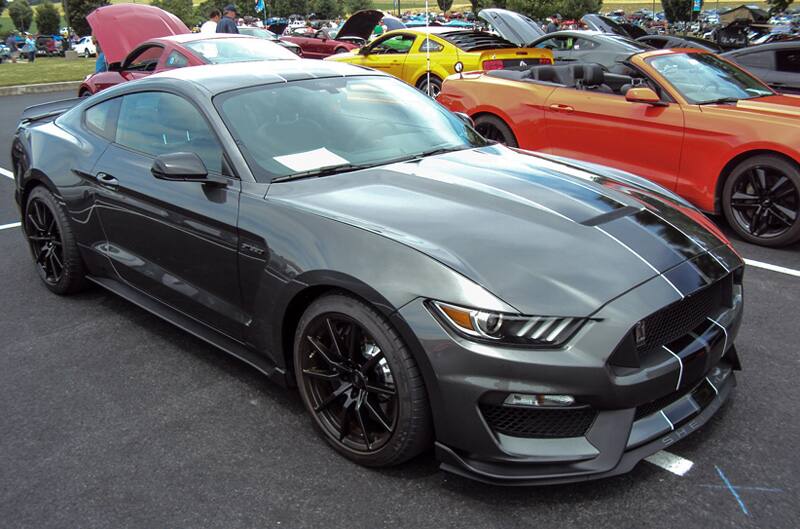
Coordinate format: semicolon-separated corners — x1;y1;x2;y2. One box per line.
274;148;350;172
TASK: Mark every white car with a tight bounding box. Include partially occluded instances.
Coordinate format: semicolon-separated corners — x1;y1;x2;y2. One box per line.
71;36;96;57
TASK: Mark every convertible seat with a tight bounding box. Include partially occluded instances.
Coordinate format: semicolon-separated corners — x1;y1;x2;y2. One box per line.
578;64;614;94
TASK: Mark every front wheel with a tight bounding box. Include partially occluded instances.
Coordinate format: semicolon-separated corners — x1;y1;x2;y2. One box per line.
24;186;87;294
722;154;800;247
474;114;518;147
84;49;90;58
334;47;348;54
294;294;431;467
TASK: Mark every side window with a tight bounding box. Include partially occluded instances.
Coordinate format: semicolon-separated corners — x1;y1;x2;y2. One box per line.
84;99;119;141
115;92;227;175
125;46;163;72
164;50;190;69
537;37;573;51
572;38;598;51
735;51;774;70
776;49;800;73
371;35;415;54
419;38;444;53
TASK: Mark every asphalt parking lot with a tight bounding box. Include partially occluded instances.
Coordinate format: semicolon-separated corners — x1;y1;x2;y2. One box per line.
1;91;798;529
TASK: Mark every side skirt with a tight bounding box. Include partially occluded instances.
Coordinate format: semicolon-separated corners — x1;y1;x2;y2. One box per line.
86;275;288;386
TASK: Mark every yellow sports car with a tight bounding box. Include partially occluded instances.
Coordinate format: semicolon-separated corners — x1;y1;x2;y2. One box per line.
325;28;553;97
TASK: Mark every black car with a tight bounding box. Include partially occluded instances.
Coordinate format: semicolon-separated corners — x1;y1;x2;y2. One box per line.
11;60;744;485
723;41;800;94
531;30;652;71
236;26;303;56
636;34;723;53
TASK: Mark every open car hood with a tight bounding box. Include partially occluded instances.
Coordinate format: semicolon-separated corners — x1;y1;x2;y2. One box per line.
478;8;544;46
337;9;384;41
88;4;189;65
581;14;631;38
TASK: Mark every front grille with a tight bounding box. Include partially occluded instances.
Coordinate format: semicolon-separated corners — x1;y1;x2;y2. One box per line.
480;404;597;438
637;279;726;355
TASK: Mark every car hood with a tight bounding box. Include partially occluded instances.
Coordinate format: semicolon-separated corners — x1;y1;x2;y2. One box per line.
88;4;189;64
478;8;545;46
699;94;800;118
337;9;384;41
267;145;732;317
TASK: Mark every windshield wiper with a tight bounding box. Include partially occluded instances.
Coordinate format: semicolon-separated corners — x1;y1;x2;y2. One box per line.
415;145;471;158
272;162;368;182
698;97;740;105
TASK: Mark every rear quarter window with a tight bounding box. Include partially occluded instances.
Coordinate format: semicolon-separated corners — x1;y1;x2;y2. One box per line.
84;99;119;141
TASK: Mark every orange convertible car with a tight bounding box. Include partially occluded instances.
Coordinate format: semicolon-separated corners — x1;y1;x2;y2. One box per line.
438;48;800;247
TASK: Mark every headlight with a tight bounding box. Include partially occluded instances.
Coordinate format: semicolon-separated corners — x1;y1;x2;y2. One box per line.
430;301;586;347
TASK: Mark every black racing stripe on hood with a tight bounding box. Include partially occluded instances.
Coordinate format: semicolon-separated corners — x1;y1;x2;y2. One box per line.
631;209;706;261
663;260;711;297
628;190;724;250
600;216;686;273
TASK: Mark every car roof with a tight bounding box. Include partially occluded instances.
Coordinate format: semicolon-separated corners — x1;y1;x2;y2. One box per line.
726;41;800;53
154;33;260;44
148;59;384;94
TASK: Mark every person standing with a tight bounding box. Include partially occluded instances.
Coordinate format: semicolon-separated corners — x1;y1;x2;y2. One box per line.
545;16;559;33
216;5;240;34
5;33;18;63
201;9;221;33
23;34;36;62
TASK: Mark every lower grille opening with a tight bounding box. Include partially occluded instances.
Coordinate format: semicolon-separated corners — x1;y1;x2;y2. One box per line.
480;404;597;438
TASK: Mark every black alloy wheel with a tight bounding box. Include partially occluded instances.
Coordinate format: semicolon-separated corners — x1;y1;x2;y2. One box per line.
473;114;519;147
723;154;800;247
294;294;431;466
24;187;87;294
26;196;65;286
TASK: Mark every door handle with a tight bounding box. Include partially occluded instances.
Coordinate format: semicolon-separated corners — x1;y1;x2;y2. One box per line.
549;104;574;113
96;172;118;189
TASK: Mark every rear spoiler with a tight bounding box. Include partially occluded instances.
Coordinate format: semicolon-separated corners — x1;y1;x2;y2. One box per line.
20;97;83;124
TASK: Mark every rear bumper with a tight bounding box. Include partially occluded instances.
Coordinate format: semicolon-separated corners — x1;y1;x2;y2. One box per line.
435;362;735;486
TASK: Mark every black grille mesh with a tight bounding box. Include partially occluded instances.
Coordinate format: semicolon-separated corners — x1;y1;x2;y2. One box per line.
480;404;597;438
638;280;724;355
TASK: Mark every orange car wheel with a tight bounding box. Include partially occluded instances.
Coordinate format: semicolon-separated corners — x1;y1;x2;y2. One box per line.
722;154;800;247
474;115;518;148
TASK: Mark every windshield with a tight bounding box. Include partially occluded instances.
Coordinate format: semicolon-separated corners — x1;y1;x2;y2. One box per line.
237;27;280;41
184;38;297;64
216;76;487;181
648;53;773;104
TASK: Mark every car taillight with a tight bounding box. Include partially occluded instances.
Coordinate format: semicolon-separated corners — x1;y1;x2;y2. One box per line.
538;57;553;64
482;60;503;71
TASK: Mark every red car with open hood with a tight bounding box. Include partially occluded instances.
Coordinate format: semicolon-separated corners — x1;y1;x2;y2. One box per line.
79;4;298;96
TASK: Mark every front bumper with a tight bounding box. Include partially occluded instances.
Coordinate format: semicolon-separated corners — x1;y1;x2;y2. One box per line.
397;251;743;485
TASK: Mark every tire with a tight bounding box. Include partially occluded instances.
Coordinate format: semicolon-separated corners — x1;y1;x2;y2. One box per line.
416;75;442;98
474;114;518;147
84;49;90;58
722;154;800;247
293;293;431;467
334;47;348;54
79;89;92;98
23;186;87;295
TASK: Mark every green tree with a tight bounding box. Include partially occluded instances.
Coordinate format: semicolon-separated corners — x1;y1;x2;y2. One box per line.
766;0;793;14
65;0;109;36
469;0;482;15
150;0;195;26
557;0;601;19
343;0;371;15
312;0;340;18
660;0;693;22
437;0;453;13
8;0;33;32
34;0;60;34
506;0;558;21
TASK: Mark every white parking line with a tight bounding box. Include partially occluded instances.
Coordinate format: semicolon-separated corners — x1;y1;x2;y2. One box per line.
645;450;694;476
0;167;12;179
744;259;800;278
0;222;21;231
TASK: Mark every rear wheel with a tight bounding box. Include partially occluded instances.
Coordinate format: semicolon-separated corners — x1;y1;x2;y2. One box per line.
24;187;87;294
722;154;800;247
83;49;90;58
474;114;518;147
417;75;442;98
334;47;348;54
294;294;431;467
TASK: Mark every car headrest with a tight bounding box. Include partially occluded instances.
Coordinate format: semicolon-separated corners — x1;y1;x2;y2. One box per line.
582;64;605;86
533;65;559;83
569;64;585;81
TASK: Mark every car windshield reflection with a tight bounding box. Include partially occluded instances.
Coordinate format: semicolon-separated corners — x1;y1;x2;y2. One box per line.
648;53;773;104
215;76;487;181
185;38;298;63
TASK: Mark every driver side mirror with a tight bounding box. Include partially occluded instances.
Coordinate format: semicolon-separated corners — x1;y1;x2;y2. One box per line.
454;112;474;128
151;152;226;185
625;87;666;106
